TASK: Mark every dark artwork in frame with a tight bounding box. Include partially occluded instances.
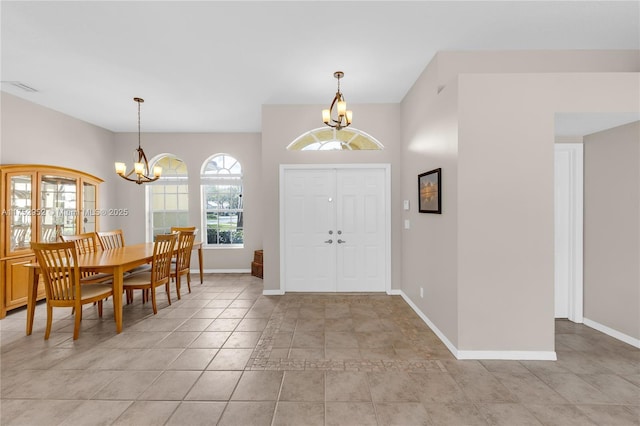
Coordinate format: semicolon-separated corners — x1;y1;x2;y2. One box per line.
418;168;441;214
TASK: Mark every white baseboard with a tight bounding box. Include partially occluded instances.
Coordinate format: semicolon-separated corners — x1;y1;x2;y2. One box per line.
263;289;285;296
399;290;557;361
387;289;402;296
398;290;459;358
457;350;557;360
193;269;251;274
583;317;640;349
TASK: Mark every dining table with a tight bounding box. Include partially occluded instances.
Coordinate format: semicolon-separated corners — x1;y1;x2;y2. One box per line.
25;241;203;336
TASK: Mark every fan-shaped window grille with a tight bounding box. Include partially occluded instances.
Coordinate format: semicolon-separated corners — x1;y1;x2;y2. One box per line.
287;127;383;151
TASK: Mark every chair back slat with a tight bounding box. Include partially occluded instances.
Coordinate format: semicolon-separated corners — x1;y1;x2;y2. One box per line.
152;233;177;285
31;241;80;302
97;229;125;250
62;232;100;254
175;230;196;272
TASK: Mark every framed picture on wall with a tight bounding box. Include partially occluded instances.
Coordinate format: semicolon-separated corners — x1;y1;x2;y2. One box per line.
418;168;441;214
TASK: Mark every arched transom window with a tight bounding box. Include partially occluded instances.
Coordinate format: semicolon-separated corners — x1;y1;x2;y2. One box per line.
201;154;243;247
287;127;384;151
147;154;189;240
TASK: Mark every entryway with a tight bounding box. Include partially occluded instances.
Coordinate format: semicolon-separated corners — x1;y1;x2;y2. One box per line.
280;164;390;293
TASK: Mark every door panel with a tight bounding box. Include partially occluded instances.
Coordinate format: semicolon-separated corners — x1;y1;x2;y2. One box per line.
284;169;336;292
336;169;386;292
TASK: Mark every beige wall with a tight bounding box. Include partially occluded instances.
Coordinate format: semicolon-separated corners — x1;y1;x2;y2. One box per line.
0;93;119;230
112;132;262;271
261;104;402;292
401;50;639;355
584;121;640;339
400;56;460;346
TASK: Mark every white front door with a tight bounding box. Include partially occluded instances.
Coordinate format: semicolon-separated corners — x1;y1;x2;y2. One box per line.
282;165;388;292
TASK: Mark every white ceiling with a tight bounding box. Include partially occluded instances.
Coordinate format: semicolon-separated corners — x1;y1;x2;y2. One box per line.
2;1;638;133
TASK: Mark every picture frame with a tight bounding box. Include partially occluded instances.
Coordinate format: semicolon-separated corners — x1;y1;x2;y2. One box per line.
418;168;441;214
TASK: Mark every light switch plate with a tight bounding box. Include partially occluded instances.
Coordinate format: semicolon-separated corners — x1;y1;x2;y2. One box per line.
404;219;410;229
403;200;410;210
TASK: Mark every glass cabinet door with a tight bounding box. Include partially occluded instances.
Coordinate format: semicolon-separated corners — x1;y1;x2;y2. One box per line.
8;174;33;252
82;182;97;233
40;175;77;241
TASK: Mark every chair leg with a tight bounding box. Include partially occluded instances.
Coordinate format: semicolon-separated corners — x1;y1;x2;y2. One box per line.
98;300;103;317
73;305;82;340
186;273;191;294
165;282;172;306
151;286;158;315
175;275;181;300
44;304;53;340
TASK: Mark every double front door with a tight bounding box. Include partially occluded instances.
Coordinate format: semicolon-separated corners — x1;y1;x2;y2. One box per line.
282;166;388;292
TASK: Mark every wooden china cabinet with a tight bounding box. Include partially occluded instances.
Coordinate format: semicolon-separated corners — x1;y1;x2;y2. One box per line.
0;165;103;318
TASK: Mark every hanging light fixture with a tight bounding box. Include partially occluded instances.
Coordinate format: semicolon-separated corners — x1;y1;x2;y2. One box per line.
114;97;162;184
322;71;352;130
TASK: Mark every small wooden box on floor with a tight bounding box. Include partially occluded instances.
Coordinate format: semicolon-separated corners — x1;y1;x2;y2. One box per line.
251;250;263;279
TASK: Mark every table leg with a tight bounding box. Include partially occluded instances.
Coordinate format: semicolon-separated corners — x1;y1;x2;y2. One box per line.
113;266;123;333
26;267;39;336
198;246;204;284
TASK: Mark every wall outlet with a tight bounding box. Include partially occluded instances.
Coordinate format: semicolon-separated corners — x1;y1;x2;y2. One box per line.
420;287;424;298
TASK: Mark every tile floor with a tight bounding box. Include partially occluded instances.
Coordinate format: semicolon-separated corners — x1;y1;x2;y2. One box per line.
0;274;638;425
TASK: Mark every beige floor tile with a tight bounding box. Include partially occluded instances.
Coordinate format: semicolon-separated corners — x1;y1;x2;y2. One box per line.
577;373;640;405
524;404;599;426
60;400;134;426
423;402;490;426
153;331;200;348
374;402;431;426
207;348;253;370
112;401;180;426
231;370;283;400
93;370;162;400
138;370;201;400
0;399;84;426
325;402;378;426
291;331;325;348
167;348;218;370
326;371;371;402
279;371;325;402
217;401;276;426
189;331;231;348
369;371;421;402
166;401;226;426
576;404;640;426
272;401;324;426
475;403;543;426
223;331;262;348
206;318;241;331
536;372;616;404
185;370;242;401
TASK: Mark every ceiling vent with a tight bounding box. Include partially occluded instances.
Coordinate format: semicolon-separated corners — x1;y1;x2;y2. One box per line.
1;81;39;92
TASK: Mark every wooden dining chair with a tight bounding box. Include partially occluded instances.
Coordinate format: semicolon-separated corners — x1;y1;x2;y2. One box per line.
61;233;113;285
96;229;125;250
122;233;177;314
31;241;114;340
170;226;196;235
170;230;196;299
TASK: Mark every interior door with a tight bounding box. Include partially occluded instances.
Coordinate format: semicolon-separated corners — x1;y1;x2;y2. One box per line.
283;166;387;292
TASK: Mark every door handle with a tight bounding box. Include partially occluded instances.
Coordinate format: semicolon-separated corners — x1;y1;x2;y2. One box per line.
324;239;333;244
337;239;346;244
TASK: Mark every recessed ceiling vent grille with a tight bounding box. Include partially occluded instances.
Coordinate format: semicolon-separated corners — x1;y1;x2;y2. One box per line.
1;81;39;92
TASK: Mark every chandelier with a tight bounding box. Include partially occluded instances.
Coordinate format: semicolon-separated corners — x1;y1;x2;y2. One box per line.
322;71;352;130
114;97;161;184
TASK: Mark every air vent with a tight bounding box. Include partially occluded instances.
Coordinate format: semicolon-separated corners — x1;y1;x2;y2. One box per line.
1;81;39;92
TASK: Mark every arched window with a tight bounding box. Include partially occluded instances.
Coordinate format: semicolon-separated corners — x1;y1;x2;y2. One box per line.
287;127;384;151
201;154;243;247
146;154;188;240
